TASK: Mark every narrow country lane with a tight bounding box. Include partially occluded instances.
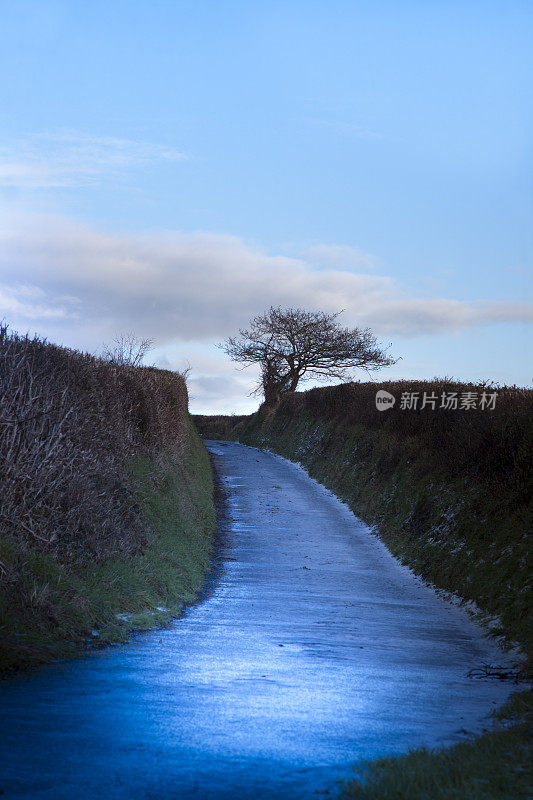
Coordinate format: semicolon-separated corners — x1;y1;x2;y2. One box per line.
0;442;515;799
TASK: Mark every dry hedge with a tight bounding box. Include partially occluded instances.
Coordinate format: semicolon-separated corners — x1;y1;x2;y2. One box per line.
276;379;533;489
0;325;189;567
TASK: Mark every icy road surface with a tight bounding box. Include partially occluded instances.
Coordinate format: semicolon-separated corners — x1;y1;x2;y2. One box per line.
0;441;515;799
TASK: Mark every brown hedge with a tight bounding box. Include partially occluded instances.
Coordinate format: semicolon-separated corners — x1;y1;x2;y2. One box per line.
0;324;189;567
274;379;532;489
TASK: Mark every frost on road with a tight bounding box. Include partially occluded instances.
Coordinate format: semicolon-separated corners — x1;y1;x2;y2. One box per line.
0;442;515;800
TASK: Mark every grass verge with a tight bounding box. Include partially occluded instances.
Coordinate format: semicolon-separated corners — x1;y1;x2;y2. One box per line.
337;691;532;800
0;419;216;672
232;385;532;800
237;410;531;661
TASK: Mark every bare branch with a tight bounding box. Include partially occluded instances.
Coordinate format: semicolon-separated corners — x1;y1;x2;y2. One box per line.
101;333;154;367
219;307;397;405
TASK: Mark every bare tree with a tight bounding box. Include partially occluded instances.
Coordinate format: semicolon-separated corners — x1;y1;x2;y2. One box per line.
220;307;396;406
101;333;154;368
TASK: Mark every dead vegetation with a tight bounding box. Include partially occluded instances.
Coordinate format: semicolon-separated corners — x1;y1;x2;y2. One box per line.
232;379;533;798
274;379;533;488
0;323;188;571
193;414;249;440
0;323;217;671
232;379;532;661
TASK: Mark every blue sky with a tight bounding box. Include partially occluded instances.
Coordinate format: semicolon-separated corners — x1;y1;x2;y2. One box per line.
1;0;532;412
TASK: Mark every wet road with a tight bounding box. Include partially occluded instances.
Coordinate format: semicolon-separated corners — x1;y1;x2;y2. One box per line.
0;441;515;799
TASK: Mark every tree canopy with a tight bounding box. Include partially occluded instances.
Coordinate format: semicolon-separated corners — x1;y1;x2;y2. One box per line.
221;307;396;405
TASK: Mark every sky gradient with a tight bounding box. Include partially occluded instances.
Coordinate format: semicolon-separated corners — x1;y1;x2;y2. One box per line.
1;0;532;412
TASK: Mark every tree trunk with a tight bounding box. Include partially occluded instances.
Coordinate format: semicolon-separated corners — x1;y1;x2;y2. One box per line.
263;381;281;408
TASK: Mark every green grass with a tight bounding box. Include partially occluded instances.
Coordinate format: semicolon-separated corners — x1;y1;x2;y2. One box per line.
0;419;216;672
337;691;532;800
238;411;531;660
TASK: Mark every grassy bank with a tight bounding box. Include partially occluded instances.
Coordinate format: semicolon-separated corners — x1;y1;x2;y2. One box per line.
234;381;531;660
0;327;216;672
338;692;532;800
204;379;532;799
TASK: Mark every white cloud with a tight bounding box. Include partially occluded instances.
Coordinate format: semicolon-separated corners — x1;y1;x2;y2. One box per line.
150;345;260;414
0;283;78;320
1;213;532;411
1;214;531;348
0;131;187;189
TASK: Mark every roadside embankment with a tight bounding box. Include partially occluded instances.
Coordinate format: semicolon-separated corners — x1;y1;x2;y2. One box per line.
0;326;216;672
227;381;531;661
219;380;532;799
